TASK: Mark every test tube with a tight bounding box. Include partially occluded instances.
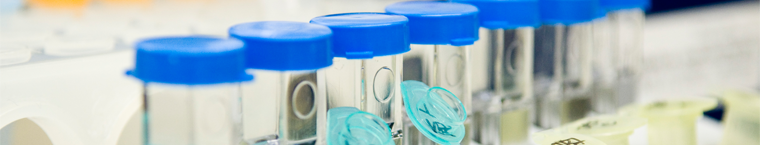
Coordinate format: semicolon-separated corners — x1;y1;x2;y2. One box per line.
451;0;539;144
590;10;616;115
558;115;645;145
327;107;394;145
533;0;598;128
401;80;468;145
310;13;409;144
720;91;760;145
229;21;333;145
619;98;717;145
385;2;479;144
127;36;252;145
531;131;607;145
591;0;648;114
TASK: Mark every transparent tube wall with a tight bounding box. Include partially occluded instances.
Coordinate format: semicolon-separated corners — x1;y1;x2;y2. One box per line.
486;28;534;99
401;47;437;145
243;70;326;144
474;27;534;145
647;115;700;145
611;9;644;111
143;83;243;145
721;92;760;145
403;44;472;144
408;45;473;110
429;45;472;113
402;112;438;145
592;8;644;114
325;55;404;142
591;17;616;114
534;23;594;128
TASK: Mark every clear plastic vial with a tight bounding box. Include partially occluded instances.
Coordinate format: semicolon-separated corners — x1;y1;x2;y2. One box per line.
720;91;760;145
386;2;479;144
310;13;410;144
127;36;252;145
533;0;598;128
592;0;648;114
229;21;334;145
451;0;540;144
619;98;718;145
591;15;616;115
473;97;533;145
401;80;468;145
478;28;535;102
245;70;324;145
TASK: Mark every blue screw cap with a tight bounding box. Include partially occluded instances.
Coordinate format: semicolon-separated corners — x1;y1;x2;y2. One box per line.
540;0;599;25
310;13;410;59
401;80;467;145
600;0;649;11
596;8;608;19
229;21;334;71
385;1;479;46
451;0;540;29
327;107;394;145
127;36;253;85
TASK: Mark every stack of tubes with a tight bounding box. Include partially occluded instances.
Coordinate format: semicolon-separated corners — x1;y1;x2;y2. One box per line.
124;0;737;145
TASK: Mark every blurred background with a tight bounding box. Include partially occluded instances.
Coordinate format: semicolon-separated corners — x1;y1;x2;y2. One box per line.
0;0;758;145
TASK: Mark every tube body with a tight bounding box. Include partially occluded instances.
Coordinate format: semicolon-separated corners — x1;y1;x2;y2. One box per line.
403;44;472;144
436;45;472;112
471;27;534;145
477;99;532;145
534;23;594;128
325;55;404;143
402;110;438;145
721;93;760;145
722;105;760;145
243;69;326;144
143;83;243;145
401;47;437;145
430;44;473;145
592;8;644;114
409;44;472;113
475;28;534;99
647;115;700;145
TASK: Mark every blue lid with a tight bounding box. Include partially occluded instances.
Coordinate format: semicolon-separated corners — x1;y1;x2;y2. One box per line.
327;107;394;145
594;0;608;19
595;8;608;19
401;80;467;145
127;36;253;85
229;21;334;71
310;13;410;59
600;0;649;11
385;1;479;46
451;0;540;29
540;0;599;25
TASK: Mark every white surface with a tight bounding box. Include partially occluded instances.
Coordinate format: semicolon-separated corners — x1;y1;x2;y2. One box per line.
0;45;32;66
0;51;142;145
639;1;760;101
626;117;724;145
